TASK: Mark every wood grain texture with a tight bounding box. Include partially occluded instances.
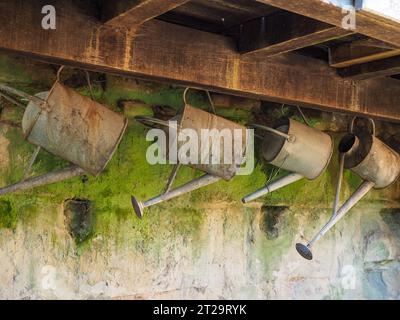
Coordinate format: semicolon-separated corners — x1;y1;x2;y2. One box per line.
338;55;400;80
0;0;400;122
103;0;189;28
239;11;352;56
257;0;400;47
330;40;400;68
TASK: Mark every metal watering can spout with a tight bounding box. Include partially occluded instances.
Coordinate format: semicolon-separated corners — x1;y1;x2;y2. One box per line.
242;118;333;203
131;173;221;219
242;172;304;203
296;117;400;260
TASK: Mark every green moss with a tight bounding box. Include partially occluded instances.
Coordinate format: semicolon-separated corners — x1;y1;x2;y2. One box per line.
0;199;16;230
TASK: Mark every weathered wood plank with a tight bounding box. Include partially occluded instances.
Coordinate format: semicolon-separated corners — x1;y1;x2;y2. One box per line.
257;0;400;47
330;40;400;68
239;11;352;56
0;0;400;122
338;55;400;80
103;0;190;28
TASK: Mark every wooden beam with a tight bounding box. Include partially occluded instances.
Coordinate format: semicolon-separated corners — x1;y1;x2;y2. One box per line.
338;55;400;80
1;0;400;122
239;11;352;56
103;0;189;28
330;40;400;68
257;0;400;47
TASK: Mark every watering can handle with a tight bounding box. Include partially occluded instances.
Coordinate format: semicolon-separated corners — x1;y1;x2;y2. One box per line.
248;124;294;142
0;84;46;108
350;116;376;136
135;116;181;130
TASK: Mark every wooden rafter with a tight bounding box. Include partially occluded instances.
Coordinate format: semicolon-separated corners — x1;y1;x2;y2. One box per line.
338;55;400;80
239;11;352;57
330;39;400;68
0;1;400;122
257;0;400;47
103;0;190;29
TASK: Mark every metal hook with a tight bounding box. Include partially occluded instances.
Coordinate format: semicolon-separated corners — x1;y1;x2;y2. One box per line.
85;71;95;100
56;65;65;83
350;116;376;136
247;123;295;142
183;87;216;114
183;87;190;106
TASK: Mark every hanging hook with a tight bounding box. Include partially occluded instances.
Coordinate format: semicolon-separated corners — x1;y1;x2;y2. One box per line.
85;70;95;100
296;106;311;127
183;87;190;106
206;90;216;114
349;116;376;136
56;65;65;83
183;87;216;114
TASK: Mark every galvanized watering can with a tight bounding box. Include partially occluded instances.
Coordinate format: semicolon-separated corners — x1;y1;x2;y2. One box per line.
242;117;333;203
132;103;249;219
296;117;400;260
0;76;127;195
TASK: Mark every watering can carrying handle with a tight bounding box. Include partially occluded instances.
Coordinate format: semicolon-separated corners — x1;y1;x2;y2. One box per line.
350;116;376;136
183;87;216;114
247;124;295;142
134;115;181;130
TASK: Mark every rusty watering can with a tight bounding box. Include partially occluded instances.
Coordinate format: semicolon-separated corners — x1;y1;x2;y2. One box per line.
0;70;127;195
296;117;400;260
242;117;333;203
131;99;249;219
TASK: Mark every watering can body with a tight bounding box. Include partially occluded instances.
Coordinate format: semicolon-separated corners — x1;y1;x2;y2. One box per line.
262;118;333;180
132;104;249;218
22;83;128;176
162;104;248;181
242;118;333;203
341;132;400;189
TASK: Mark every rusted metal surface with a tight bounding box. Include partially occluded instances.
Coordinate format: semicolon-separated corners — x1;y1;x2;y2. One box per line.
261;118;333;180
22;83;128;176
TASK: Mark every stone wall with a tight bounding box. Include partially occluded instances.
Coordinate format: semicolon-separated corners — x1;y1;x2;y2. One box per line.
0;54;399;299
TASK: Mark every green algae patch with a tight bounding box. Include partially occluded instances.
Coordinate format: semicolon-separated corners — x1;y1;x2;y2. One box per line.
0;199;16;230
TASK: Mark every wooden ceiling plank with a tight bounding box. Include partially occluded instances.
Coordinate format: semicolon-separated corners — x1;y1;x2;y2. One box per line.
338;55;400;80
104;0;190;28
330;40;400;68
256;0;400;47
239;12;352;56
1;0;400;122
